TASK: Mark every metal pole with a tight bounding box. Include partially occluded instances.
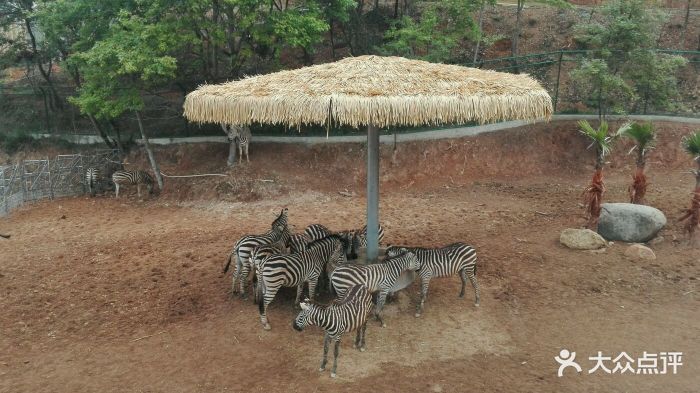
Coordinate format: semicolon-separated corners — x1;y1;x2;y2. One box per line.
553;50;563;112
366;124;380;263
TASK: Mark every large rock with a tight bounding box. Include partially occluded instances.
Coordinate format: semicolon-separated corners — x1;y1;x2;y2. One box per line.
560;228;607;250
597;203;666;243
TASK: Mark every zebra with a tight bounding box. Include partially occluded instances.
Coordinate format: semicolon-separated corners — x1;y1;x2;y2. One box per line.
257;235;346;330
354;224;385;247
293;284;373;378
330;251;420;327
222;124;251;163
85;167;101;196
112;170;154;198
223;208;290;299
385;243;479;317
249;244;286;304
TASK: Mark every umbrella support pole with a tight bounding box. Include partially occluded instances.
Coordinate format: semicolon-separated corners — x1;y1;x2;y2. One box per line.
366;124;380;263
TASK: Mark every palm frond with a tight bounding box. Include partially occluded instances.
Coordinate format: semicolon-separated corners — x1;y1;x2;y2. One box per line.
623;122;656;151
578;120;612;157
682;131;700;158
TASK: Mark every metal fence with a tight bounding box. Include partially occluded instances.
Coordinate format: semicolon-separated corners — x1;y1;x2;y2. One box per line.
0;149;120;216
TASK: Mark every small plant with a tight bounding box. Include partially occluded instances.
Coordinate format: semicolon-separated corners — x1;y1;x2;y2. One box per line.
623;122;656;204
578;120;631;229
679;131;700;245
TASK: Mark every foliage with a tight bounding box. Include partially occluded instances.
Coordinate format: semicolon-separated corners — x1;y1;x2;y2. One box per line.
578;119;630;166
623;122;656;157
572;0;688;116
570;59;633;119
682;131;700;159
377;0;482;63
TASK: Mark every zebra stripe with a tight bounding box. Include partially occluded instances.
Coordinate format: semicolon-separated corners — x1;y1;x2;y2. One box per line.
223;124;252;163
293;284;373;378
385;243;479;316
289;233;311;254
355;224;385;247
330;251;419;327
224;208;289;299
257;235;346;330
85;167;101;196
249;244;286;304
112;170;154;198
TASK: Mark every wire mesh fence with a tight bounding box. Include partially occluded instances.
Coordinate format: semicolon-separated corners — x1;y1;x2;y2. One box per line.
0;149;120;217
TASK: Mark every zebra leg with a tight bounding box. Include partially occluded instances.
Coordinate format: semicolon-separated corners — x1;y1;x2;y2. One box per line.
239;261;250;299
231;254;243;295
320;333;330;372
375;290;388;328
259;287;279;330
294;283;304;308
330;339;341;378
137;183;142;198
416;276;431;318
307;277;319;302
238;143;243;164
459;269;468;298
245;143;249;163
359;322;367;352
468;267;480;307
115;183;120;198
353;328;361;349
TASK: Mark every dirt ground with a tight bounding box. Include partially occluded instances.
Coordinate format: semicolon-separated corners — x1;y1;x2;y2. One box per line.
1;122;699;392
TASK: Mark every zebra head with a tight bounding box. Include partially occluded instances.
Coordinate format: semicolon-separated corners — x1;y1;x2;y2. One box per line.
385;246;408;258
272;208;289;230
293;300;316;331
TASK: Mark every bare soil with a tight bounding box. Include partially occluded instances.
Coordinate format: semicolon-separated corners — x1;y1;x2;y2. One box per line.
1;122;699;392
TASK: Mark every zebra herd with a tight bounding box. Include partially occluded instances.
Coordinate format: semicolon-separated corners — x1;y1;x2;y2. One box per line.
224;208;479;377
85;167;155;198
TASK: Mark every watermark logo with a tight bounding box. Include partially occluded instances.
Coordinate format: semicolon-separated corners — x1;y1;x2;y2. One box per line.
555;349;683;377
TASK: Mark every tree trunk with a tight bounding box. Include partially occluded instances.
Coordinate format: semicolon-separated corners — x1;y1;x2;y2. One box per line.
473;2;486;66
584;168;605;230
681;0;691;49
511;1;523;74
135;111;164;190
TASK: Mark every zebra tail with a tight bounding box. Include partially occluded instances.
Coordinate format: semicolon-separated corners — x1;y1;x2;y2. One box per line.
223;251;235;273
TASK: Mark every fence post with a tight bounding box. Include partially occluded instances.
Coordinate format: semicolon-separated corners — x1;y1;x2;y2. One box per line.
48;157;54;200
553;50;564;113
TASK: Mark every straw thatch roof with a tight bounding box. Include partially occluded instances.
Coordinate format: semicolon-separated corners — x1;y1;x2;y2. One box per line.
183;55;552;129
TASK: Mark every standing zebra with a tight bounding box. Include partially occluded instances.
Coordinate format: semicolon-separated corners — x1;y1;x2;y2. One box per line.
330;251;419;327
385;243;479;317
257;235;346;330
85;167;101;196
223;208;290;299
288;233;311;254
222;124;252;163
112;170;155;198
293;284;373;378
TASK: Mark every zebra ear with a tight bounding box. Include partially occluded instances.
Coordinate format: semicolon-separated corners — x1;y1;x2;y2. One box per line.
300;302;310;311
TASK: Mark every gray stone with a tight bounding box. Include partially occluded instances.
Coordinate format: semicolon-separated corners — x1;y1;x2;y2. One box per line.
598;203;666;243
560;228;607;250
624;244;656;261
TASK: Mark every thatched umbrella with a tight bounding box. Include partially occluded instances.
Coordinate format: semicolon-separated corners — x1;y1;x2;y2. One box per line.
183;55;552;261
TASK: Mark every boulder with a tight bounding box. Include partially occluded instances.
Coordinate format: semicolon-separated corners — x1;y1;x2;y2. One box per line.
560;228;607;250
624;244;656;261
597;203;666;243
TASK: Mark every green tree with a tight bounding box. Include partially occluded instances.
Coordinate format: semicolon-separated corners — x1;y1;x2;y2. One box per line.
572;0;688;115
69;12;185;190
569;59;633;121
378;0;481;63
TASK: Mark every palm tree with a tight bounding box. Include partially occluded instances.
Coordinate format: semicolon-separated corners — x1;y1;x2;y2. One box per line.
623;122;656;204
679;131;700;245
579;120;630;229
